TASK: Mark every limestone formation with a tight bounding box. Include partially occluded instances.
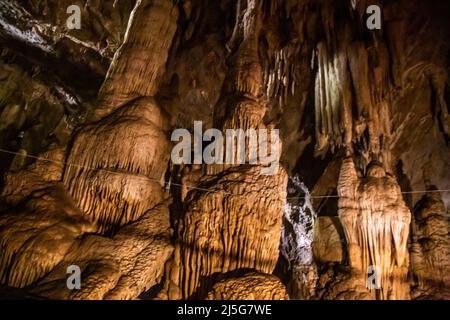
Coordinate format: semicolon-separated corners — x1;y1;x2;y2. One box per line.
165;0;289;300
167;166;287;299
410;190;450;299
31;201;173;300
337;157;411;300
0;0;449;301
0;0;178;299
206;272;289;300
63;98;171;234
313;217;344;264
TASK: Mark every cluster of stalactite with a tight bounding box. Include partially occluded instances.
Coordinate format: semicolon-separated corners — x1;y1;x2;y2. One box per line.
313;1;391;168
165;0;288;299
337;157;411;300
258;0;313;115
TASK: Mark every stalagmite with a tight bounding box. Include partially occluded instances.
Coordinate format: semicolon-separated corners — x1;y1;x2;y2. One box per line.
0;0;178;297
168;166;287;299
63;98;171;234
95;0;179;120
337;157;411;300
165;0;288;299
63;0;179;235
410;189;450;299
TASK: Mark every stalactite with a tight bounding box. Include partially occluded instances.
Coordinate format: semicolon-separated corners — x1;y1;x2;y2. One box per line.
263;45;301;112
337;157;411;300
313;3;392;165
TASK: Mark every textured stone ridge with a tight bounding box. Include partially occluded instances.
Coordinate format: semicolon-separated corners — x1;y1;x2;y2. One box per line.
167;166;288;299
31;201;173;300
63;98;170;235
206;272;289;300
0;0;449;301
410;190;450;299
95;0;179;120
0;184;94;288
337;157;411;300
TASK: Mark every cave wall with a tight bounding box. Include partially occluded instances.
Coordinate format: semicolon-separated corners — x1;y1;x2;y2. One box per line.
0;0;449;300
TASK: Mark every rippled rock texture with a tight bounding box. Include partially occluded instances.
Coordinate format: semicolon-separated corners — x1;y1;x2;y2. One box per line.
0;0;449;300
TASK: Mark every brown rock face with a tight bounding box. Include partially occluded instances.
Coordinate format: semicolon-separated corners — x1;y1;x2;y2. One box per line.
168;166;287;299
0;184;94;288
0;0;449;301
337;157;411;300
206;272;289;300
410;190;450;299
64;97;170;234
31;201;173;300
313;217;344;264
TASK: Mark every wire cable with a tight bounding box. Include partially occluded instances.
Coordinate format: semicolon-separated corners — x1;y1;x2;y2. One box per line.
1;148;448;200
